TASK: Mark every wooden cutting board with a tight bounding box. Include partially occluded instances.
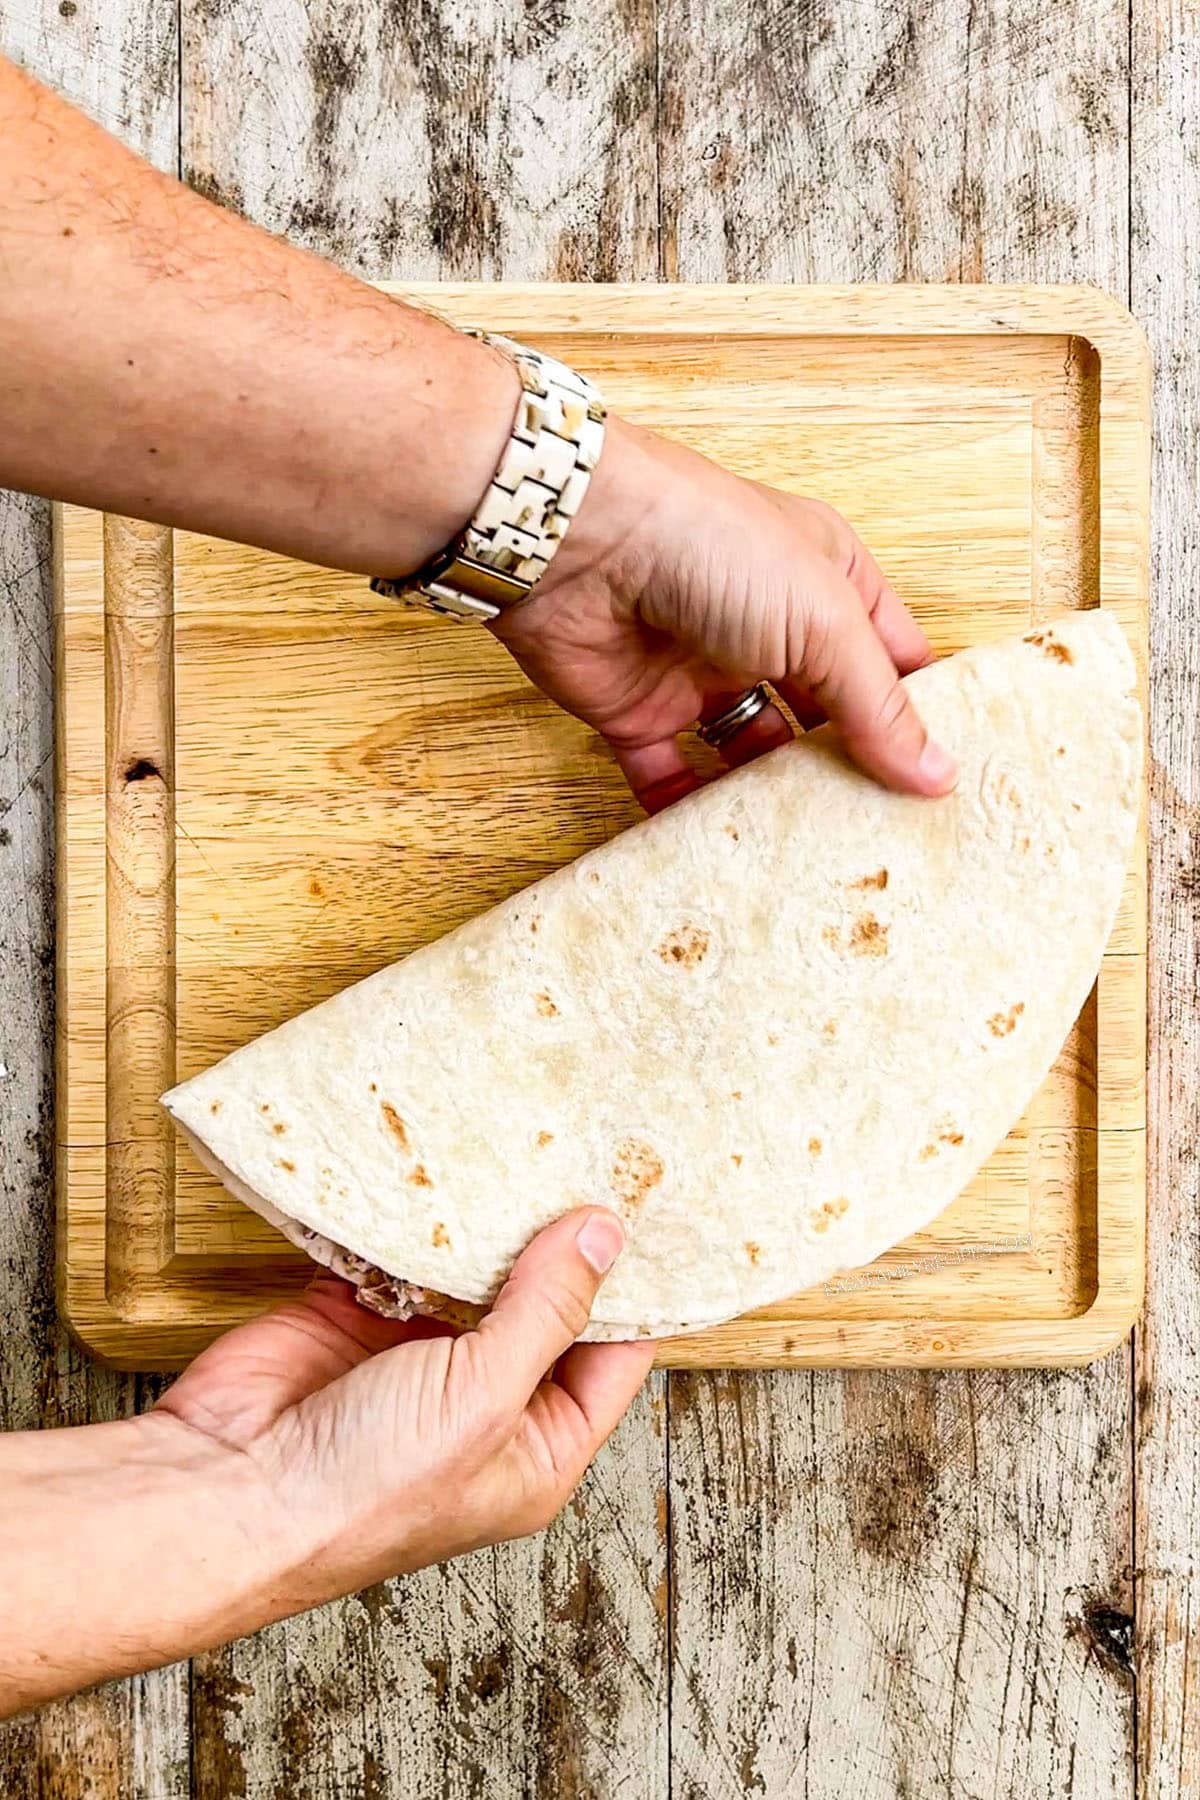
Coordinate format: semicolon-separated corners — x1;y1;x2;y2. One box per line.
55;282;1149;1370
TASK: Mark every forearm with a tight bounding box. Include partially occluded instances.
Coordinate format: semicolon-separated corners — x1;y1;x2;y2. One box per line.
0;54;518;576
0;1413;298;1717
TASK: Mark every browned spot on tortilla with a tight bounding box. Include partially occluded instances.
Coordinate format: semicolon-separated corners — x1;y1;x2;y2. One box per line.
277;1159;295;1173
988;1002;1026;1038
369;1081;378;1093
536;1130;554;1148
588;870;600;884
731;1152;743;1167
431;1221;450;1248
731;1090;742;1100
259;1102;271;1114
272;1120;287;1136
408;1164;433;1188
987;768;1024;813
723;822;740;840
536;990;559;1017
1025;629;1074;665
940;1129;964;1145
767;1031;779;1046
381;1102;410;1152
1056;745;1066;756
744;1241;761;1264
809;1136;822;1156
1071;800;1082;811
821;924;841;948
847;868;888;890
308;877;325;899
611;1137;664;1210
919;1143;938;1162
209;1101;220;1115
530;914;541;934
822;1019;838;1041
1018;833;1032;852
811;1194;850;1232
657;923;710;968
851;913;889;957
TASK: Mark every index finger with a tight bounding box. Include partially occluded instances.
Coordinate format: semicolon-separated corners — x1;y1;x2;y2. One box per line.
804;572;957;796
839;537;934;675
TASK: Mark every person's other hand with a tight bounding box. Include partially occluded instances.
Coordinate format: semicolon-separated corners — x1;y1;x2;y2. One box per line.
153;1208;651;1606
492;417;957;813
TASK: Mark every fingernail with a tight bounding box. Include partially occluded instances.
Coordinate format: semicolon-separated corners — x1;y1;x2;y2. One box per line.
577;1211;625;1274
918;738;958;791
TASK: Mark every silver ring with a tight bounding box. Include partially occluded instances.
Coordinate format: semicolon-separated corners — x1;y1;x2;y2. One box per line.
696;684;772;749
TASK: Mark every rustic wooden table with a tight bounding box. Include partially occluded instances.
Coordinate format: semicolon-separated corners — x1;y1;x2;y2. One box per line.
1;3;1194;1795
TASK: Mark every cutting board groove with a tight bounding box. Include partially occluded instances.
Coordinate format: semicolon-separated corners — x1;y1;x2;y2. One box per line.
55;282;1149;1368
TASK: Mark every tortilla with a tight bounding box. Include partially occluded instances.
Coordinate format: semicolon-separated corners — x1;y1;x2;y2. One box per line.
162;612;1141;1340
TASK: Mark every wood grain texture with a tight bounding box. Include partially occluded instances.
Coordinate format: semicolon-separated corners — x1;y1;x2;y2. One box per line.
56;283;1150;1377
191;1398;667;1800
1132;2;1200;1793
179;9;669;1800
3;2;1197;1798
182;0;659;282
102;514;178;1309
0;4;189;1796
658;6;1142;1798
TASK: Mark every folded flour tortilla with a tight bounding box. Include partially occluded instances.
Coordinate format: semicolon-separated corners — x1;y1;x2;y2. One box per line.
163;613;1141;1339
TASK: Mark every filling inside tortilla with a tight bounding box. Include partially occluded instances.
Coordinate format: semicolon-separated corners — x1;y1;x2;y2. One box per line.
175;1118;467;1323
172;1119;753;1341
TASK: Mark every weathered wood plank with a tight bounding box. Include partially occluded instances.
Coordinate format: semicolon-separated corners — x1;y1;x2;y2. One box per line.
1131;2;1200;1793
182;0;660;282
10;0;1196;1793
181;4;668;1796
0;7;189;1795
193;1398;667;1800
659;2;1137;1794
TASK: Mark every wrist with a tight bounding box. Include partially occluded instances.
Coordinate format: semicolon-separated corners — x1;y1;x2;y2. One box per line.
376;329;523;578
130;1410;317;1641
533;413;670;610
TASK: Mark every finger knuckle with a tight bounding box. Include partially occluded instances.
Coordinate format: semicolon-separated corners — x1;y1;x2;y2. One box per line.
871;679;913;741
792;600;838;696
540;1284;591;1344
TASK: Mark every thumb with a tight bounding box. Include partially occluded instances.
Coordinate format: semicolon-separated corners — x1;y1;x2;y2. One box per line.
474;1207;626;1402
802;574;957;796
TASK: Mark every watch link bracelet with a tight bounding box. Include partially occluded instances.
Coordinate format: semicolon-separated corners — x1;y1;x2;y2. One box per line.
369;331;607;621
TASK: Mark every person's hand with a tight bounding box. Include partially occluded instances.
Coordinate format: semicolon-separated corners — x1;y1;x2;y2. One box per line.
153;1207;652;1606
492;417;957;813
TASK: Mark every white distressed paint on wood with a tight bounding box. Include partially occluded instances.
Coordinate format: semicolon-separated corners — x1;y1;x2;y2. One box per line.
0;7;190;1795
181;4;668;1797
659;2;1136;1795
182;0;659;283
193;1396;667;1799
1132;0;1200;1791
2;0;1198;1794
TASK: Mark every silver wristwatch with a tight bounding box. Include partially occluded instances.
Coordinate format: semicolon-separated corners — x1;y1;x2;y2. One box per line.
370;331;607;621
